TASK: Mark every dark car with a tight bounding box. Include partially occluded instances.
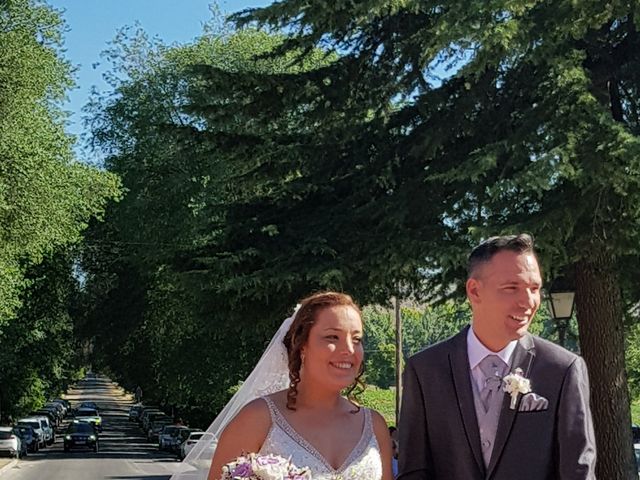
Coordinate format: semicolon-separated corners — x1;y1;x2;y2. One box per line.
78;401;99;411
53;398;71;414
63;422;98;452
147;418;172;442
15;425;38;453
128;404;144;422
45;402;65;422
632;424;640;443
175;427;196;458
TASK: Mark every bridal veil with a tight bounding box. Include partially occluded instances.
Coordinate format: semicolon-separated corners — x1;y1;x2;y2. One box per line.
169;311;296;480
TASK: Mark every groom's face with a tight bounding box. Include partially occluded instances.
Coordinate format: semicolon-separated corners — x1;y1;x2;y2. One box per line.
466;250;542;351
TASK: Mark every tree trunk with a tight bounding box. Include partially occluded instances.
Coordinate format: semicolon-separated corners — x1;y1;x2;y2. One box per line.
575;252;636;479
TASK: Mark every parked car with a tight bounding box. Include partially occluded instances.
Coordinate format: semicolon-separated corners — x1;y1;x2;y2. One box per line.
145;413;171;433
74;408;103;432
170;426;193;455
17;418;46;448
147;418;172;442
45;402;66;422
128;404;144;422
0;427;26;458
31;415;54;445
140;409;163;431
138;407;161;427
159;425;182;451
78;401;99;412
52;398;71;415
633;424;640;443
179;430;204;461
64;421;99;452
635;443;640;478
31;409;58;430
14;425;38;453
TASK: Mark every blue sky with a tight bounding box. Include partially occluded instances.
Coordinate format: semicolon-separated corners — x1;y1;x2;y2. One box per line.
48;0;270;146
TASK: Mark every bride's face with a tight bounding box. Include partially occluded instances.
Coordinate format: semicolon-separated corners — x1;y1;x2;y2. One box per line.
301;305;364;391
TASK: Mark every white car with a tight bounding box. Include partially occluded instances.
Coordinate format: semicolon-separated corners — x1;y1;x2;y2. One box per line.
32;416;54;445
634;443;640;478
17;418;46;448
0;426;24;458
179;431;205;460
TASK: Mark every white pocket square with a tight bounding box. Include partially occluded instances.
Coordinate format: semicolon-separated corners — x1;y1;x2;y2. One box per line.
518;393;549;412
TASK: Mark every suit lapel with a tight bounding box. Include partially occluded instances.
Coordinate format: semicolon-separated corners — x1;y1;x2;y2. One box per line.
486;334;536;479
449;326;485;477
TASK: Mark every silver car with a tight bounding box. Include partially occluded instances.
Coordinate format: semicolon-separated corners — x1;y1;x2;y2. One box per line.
17;418;46;448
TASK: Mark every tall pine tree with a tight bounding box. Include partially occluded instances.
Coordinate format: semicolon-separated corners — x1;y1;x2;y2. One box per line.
216;1;640;477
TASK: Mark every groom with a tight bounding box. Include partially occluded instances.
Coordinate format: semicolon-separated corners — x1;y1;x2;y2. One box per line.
398;234;596;479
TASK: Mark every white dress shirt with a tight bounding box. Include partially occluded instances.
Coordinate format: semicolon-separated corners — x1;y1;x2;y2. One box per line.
467;327;517;393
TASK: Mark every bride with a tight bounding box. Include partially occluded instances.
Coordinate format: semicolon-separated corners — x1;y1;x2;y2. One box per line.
174;291;393;480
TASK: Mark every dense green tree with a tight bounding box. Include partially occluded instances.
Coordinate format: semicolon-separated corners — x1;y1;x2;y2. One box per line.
0;251;86;419
0;0;119;319
184;1;640;476
83;2;640;473
82;25;337;423
218;0;640;478
0;0;119;417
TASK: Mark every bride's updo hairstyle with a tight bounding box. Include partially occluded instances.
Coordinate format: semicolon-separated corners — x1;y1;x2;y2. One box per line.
283;291;365;411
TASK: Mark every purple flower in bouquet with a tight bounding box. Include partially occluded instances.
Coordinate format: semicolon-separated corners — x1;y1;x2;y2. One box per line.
230;461;253;477
255;455;281;466
220;453;311;480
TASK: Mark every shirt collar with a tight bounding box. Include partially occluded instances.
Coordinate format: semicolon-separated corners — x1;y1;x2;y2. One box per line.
467;326;517;370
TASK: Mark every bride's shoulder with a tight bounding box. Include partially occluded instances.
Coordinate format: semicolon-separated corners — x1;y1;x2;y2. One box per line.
368;408;389;433
235;397;272;422
233;389;287;421
212;396;274;474
220;397;272;438
367;408;392;449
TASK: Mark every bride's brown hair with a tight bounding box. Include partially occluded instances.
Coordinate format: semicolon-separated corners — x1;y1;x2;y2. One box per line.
283;291;365;411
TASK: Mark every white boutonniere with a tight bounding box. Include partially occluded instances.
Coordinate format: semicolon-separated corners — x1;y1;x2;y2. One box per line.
502;368;531;409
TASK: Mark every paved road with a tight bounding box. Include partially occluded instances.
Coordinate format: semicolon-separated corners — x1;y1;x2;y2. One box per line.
1;375;184;480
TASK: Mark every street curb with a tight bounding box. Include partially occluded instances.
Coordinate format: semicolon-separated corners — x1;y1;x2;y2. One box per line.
0;459;18;477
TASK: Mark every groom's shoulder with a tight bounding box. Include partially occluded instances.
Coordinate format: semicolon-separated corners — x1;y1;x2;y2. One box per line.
529;334;583;368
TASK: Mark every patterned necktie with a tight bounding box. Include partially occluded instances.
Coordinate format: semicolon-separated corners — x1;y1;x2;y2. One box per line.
478;355;505;413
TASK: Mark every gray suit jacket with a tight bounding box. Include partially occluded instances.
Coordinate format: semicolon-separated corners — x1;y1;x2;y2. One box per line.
398;327;596;480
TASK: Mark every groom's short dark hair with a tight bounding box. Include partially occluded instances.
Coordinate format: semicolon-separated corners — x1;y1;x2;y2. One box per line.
467;233;536;278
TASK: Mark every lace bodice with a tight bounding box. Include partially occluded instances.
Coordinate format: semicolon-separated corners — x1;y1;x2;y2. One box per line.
259;397;383;480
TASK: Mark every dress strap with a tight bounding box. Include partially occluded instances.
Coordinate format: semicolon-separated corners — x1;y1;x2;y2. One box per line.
261;396;279;424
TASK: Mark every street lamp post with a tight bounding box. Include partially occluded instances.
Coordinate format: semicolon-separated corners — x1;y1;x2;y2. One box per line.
547;277;576;348
394;296;402;428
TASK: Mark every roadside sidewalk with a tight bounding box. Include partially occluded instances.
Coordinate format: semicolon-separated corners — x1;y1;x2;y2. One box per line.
0;458;17;477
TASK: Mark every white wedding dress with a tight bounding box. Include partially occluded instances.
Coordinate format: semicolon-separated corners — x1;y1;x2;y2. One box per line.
170;313;383;480
259;396;383;480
